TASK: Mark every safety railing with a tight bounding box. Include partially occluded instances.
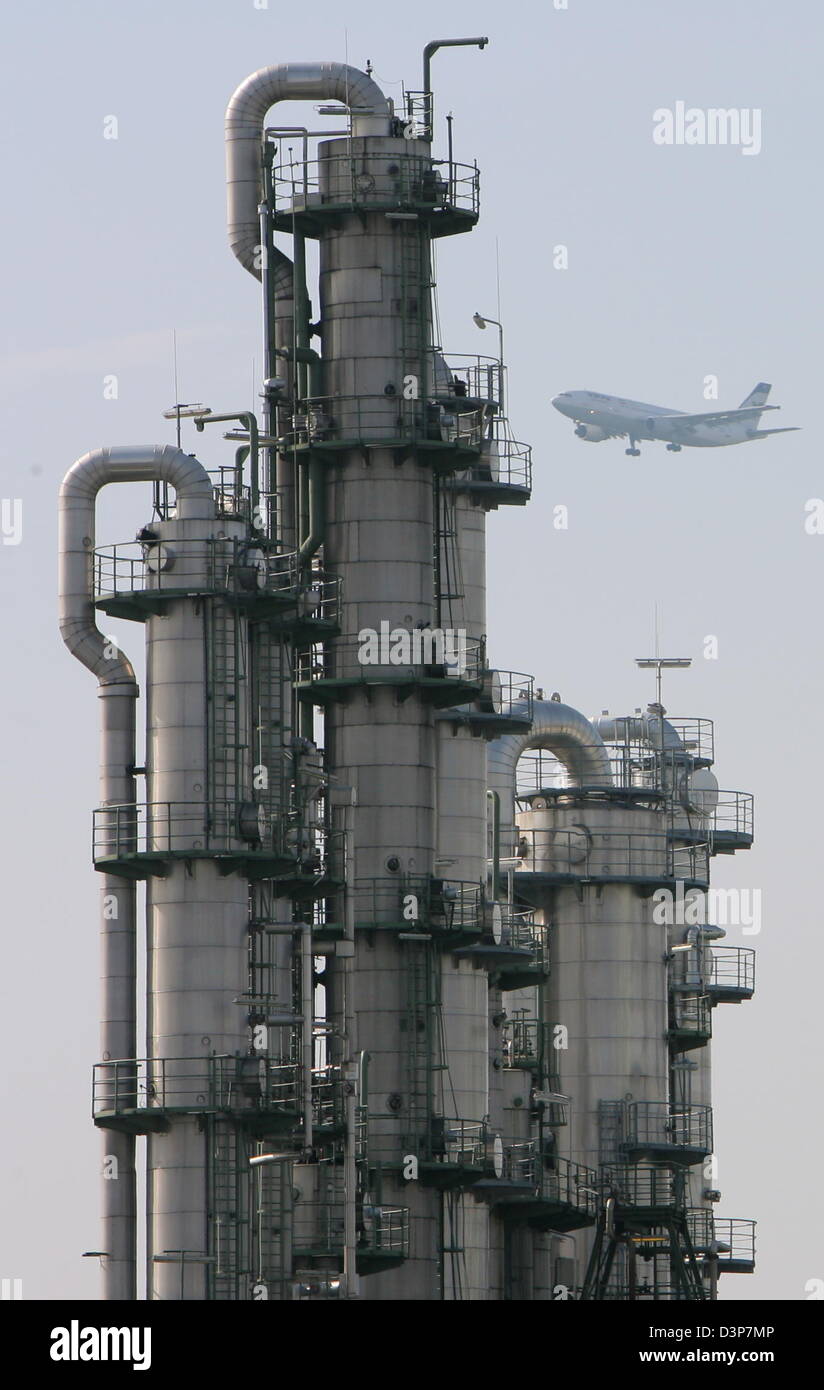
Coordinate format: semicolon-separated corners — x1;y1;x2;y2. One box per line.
710;791;754;841
516;723;715;798
670;992;712;1041
666;718;715;765
706;946;756;997
428;880;485;935
362;1205;410;1259
450;423;532;494
271;150;480;223
514;825;710;884
93;1056;354;1127
311;1064;346;1131
403;89;433;140
280;393;489;452
295;634;486;688
93;539;341;620
685;1212;755;1266
623;1101;713;1158
712;1217;756;1267
93;799;290;860
516;743;660;797
492;907;547;959
293;1199;410;1263
500;1145;598;1217
670;843;711;881
433;353;504;407
603;1164;680;1209
427;1117;487;1167
502;1018;544;1070
92;1055;301;1119
347;875;419;928
209;467;253;522
344;874;484;935
516;746;717;802
685;1209;714;1251
476;670;535;720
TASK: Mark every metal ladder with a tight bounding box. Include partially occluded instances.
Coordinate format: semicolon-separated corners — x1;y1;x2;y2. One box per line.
254;1156;293;1297
208;1118;248;1300
433;476;464;628
398;220;429;417
207;599;248;843
250;622;290;836
403;940;443;1156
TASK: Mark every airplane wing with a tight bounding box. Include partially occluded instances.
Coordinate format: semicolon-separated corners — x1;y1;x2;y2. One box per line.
672;405;780;426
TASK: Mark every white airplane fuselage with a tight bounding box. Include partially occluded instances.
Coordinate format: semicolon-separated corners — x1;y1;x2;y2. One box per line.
551;388;793;450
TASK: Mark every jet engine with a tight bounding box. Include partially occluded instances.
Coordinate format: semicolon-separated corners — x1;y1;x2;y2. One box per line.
574;423;608;442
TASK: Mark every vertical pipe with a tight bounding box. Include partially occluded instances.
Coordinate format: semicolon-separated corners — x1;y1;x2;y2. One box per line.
487;789;500;900
293;229;310;401
99;683;138;1300
341;791;358;1297
301;925;313;1149
259;173;276;508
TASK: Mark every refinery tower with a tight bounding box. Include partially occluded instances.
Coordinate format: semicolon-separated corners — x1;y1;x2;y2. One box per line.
59;45;756;1300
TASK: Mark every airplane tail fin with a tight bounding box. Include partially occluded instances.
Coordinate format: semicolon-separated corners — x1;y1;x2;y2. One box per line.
739;382;772;408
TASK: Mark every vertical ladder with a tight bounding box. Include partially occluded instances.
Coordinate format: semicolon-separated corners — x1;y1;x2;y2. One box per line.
250;622;290;844
208;1118;247;1300
255;1157;293;1297
433;479;464;628
404;940;444;1156
398;220;430;417
598;1100;626;1169
207;599;248;844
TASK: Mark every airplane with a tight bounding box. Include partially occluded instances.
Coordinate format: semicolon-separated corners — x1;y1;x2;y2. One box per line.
551;382;799;455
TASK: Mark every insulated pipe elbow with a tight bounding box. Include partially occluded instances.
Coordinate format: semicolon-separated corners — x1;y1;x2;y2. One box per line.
58;444;214;686
594;713;685;755
225;62;392;278
487;699;613;832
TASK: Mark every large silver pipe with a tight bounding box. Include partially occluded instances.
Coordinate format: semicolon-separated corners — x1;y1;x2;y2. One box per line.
225;62;392;279
59;445;214;680
59;445;213;1300
488;700;613;839
594;710;685;754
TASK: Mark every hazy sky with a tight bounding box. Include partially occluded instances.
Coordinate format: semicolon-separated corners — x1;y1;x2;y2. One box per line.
1;0;821;1302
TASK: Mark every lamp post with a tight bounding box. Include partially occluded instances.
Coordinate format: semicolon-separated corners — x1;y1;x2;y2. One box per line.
473;312;505;415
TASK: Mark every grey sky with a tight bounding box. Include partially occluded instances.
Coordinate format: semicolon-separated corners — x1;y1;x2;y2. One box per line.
1;0;820;1300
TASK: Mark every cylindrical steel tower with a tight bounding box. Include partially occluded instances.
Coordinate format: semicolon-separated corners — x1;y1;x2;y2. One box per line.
59;50;756;1302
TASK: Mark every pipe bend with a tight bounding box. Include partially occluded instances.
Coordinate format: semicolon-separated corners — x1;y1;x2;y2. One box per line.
488;700;613;801
58;445;214;685
594;712;684;754
226;61;392;279
487;700;613;845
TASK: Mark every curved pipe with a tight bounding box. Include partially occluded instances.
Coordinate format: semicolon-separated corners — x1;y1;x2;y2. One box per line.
226;62;392;279
594;710;685;755
59;444;213;1300
488;699;614;836
59;445;213;683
